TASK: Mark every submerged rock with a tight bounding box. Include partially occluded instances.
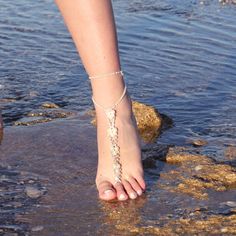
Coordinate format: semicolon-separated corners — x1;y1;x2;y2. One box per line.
0;98;17;103
0;165;45;235
219;0;236;4
14;109;76;126
225;146;236;160
14;117;53;126
89;100;163;143
115;215;236;235
159;147;236;199
31;225;44;232
40;102;60;109
27;109;75;119
190;139;208;147
25;186;44;199
221;201;236;208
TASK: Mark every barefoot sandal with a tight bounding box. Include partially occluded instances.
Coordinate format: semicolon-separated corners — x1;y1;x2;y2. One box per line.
89;70;126;184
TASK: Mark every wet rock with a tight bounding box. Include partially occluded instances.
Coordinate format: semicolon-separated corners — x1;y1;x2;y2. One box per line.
14;109;76;126
142;144;170;168
222;201;236;208
3;233;19;236
0;98;17;103
40;102;60;109
89;100;163;143
224;146;236;160
0;165;43;235
0;164;45;235
28;91;40;98
219;0;236;4
14;117;53;126
31;225;44;232
194;165;203;171
132;101;162;143
114;215;236;235
28;109;75;119
221;228;228;233
190;139;208;147
159;147;236;199
25;186;44;199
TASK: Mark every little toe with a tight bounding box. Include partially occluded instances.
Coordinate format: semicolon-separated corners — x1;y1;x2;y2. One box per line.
127;177;143;196
135;174;146;191
123;180;137;199
114;182;128;201
97;181;116;201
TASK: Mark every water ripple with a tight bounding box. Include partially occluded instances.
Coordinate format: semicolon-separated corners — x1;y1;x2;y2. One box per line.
0;0;235;158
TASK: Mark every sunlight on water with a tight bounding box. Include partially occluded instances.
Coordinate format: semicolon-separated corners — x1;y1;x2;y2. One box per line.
0;0;235;165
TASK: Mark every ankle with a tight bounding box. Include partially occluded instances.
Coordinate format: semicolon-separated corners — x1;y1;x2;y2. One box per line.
116;93;133;120
94;89;133;119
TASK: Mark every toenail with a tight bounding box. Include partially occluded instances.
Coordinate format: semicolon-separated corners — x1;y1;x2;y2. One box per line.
130;192;137;199
137;190;142;196
119;194;126;200
104;189;113;195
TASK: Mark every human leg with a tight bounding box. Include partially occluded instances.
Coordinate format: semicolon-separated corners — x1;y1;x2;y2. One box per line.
55;0;145;201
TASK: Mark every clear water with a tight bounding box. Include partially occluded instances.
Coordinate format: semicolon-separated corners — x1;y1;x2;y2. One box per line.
0;0;236;159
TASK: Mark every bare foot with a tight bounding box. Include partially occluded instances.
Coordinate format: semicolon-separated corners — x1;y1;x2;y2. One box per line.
95;93;145;201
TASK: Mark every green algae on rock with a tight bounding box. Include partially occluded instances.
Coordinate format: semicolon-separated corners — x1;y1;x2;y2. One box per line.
89;100;162;143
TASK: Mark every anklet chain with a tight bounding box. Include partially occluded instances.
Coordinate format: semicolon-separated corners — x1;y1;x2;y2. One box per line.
92;86;127;184
89;70;123;80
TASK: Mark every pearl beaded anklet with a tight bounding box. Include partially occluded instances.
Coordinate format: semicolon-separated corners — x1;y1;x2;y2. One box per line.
89;70;124;80
90;70;127;184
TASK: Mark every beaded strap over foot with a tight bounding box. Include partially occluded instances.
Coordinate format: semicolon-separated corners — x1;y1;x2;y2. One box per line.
91;85;127;184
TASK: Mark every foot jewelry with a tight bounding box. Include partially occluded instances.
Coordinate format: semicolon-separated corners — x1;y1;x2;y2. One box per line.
90;70;126;183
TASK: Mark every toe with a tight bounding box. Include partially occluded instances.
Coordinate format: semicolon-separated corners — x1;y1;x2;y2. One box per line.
123;180;137;199
127;177;143;196
135;173;146;191
97;181;116;201
114;182;128;201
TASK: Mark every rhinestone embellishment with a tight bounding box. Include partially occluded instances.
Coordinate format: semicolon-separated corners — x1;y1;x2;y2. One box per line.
91;86;127;184
105;108;122;183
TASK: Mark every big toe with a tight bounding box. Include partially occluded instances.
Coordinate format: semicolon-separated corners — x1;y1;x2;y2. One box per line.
97;181;116;201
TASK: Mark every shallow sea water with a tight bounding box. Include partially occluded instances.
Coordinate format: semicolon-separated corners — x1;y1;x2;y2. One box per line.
0;0;236;235
0;0;236;158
